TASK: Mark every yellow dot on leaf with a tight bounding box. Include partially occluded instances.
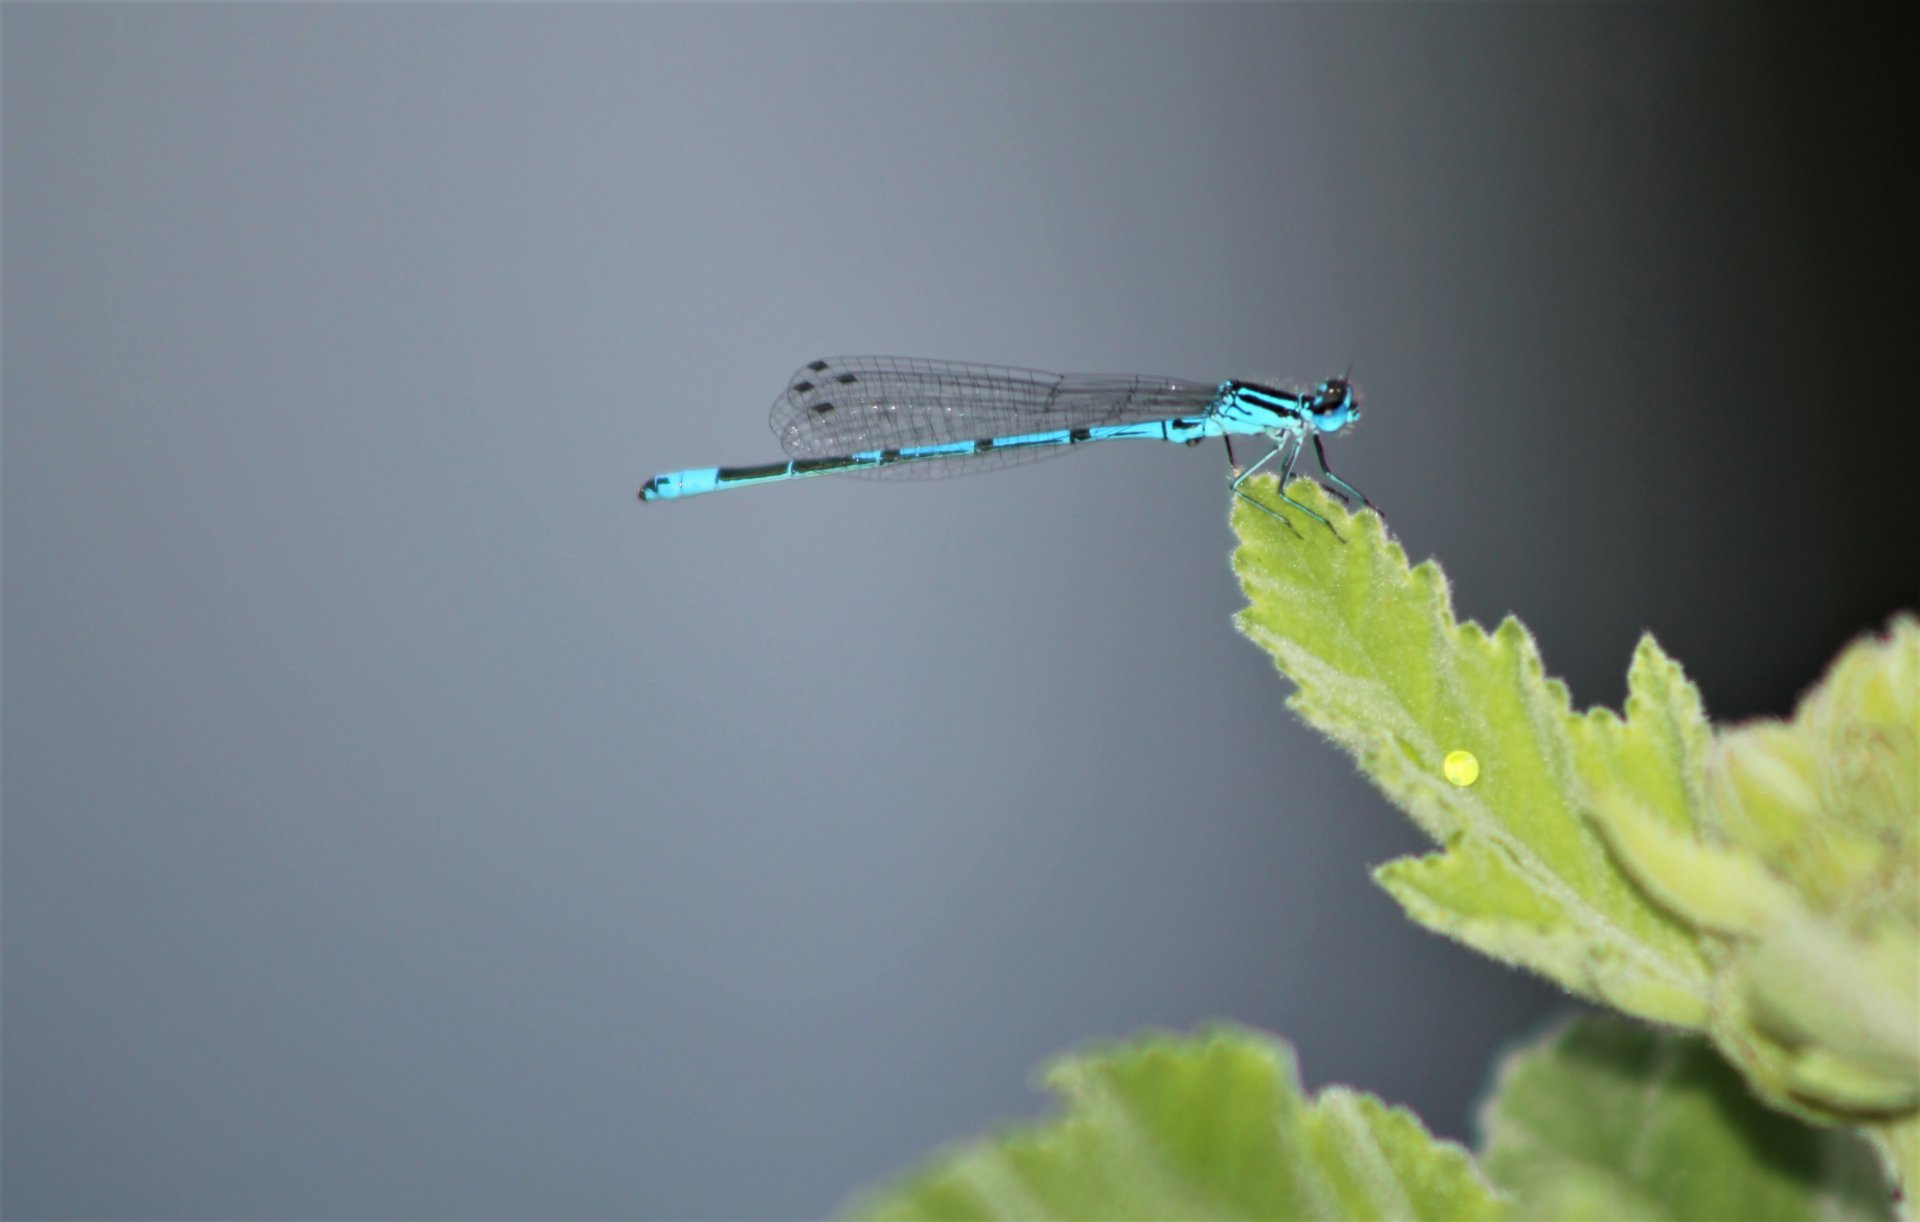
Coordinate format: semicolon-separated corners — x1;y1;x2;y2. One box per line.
1443;749;1480;787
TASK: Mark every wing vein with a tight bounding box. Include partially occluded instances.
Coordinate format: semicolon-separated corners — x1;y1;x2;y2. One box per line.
770;356;1219;480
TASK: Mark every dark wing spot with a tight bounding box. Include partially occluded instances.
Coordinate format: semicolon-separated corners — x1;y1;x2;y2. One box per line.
791;380;815;395
1070;428;1092;442
835;373;858;385
807;360;829;372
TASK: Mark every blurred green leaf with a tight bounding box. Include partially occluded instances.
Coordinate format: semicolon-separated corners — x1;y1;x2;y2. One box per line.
844;1027;1501;1221
1479;1015;1891;1221
1591;617;1919;1186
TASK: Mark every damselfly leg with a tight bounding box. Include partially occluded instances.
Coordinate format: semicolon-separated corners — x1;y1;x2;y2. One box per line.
1227;434;1345;539
1312;434;1374;513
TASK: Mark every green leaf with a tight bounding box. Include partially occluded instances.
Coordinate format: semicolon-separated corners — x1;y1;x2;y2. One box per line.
1610;619;1917;1108
1591;617;1919;1188
1479;1015;1891;1221
844;1026;1502;1221
1232;483;1916;1202
1230;480;1712;1024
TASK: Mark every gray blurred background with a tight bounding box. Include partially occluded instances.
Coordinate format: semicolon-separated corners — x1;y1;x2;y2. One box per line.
5;4;1915;1219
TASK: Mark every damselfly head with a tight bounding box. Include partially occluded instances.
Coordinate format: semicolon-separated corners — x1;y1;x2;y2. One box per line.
1308;378;1360;433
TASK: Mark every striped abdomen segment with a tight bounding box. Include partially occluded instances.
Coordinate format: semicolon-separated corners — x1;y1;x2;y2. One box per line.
638;417;1213;502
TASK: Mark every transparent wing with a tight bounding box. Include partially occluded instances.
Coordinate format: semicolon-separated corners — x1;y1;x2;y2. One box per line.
769;356;1220;479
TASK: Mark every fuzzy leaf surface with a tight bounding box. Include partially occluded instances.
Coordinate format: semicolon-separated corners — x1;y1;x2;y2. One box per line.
1231;480;1711;1022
